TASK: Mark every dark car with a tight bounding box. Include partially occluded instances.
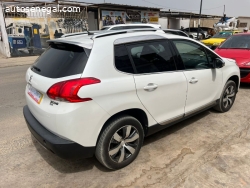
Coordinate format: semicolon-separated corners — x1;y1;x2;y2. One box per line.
163;29;189;37
182;27;207;39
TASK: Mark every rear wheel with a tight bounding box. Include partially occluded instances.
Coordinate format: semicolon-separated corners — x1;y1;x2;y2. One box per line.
213;80;237;112
95;116;144;170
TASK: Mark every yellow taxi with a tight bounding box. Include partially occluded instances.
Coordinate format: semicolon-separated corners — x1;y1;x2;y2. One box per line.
201;30;241;50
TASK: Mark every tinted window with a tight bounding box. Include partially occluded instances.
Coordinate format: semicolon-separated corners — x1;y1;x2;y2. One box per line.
111;26;125;30
220;35;250;49
177;31;188;37
101;27;110;30
114;45;134;74
164;30;187;37
31;43;90;78
173;40;211;70
212;32;232;38
127;40;176;74
205;49;218;64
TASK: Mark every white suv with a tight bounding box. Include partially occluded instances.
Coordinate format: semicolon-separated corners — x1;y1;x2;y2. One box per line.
23;29;240;170
101;23;161;30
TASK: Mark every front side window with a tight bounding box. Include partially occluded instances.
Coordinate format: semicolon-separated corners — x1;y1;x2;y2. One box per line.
205;48;218;64
127;40;176;74
172;40;211;70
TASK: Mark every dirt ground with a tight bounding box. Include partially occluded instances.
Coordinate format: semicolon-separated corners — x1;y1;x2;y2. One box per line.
1;65;250;188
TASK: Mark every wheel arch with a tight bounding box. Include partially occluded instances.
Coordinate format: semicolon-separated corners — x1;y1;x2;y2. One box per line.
227;75;240;92
96;108;149;145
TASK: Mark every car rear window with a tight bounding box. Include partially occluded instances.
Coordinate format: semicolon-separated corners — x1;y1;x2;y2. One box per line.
31;43;90;78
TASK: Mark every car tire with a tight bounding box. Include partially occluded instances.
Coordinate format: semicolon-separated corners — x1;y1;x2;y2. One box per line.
95;116;144;170
213;80;237;112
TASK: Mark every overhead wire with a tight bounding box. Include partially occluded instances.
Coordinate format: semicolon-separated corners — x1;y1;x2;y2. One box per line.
142;0;224;12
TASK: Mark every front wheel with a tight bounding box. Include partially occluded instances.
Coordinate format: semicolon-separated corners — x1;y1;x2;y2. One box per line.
213;80;237;112
95;116;144;170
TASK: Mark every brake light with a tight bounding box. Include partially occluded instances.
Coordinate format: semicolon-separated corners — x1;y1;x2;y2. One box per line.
47;78;100;103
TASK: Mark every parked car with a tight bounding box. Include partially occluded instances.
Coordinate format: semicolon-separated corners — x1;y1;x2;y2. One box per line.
182;27;206;39
201;30;241;50
163;29;189;37
200;27;216;37
101;23;161;30
23;28;240;170
215;33;250;83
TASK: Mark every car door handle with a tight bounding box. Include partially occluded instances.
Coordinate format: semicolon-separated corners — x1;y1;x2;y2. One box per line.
144;83;158;91
189;78;198;84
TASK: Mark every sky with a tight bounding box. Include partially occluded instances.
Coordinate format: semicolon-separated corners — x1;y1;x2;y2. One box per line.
68;0;250;17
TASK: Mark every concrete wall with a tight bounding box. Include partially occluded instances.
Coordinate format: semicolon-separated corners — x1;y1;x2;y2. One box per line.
0;4;10;57
189;18;220;28
169;18;180;29
180;19;190;28
159;18;188;29
238;17;250;31
158;18;168;29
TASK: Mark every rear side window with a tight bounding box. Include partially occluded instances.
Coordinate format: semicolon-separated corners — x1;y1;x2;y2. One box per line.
31;43;90;78
127;40;176;74
114;45;134;74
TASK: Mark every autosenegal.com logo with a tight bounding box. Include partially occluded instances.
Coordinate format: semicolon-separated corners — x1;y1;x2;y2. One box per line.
5;5;81;14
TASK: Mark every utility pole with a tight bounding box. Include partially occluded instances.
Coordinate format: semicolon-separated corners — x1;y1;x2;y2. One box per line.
197;0;203;40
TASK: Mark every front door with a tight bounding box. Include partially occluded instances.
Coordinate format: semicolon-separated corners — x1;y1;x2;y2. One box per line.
171;39;223;114
127;40;187;125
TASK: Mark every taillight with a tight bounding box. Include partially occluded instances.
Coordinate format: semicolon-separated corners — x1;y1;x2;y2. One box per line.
47;78;100;103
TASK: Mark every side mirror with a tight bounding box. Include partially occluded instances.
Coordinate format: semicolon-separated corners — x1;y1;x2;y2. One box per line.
214;58;225;68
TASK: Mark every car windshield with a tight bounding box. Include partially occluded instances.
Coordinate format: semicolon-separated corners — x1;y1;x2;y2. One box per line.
219;35;250;49
212;32;232;38
101;27;110;30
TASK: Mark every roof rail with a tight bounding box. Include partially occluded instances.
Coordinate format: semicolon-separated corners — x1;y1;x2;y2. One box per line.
61;30;102;38
91;28;160;39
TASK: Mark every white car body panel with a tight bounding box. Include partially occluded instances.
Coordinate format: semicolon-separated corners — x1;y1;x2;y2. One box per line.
24;31;240;150
184;69;223;113
133;72;187;124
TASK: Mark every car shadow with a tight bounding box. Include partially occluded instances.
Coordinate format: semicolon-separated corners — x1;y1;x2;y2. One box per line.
31;110;211;173
240;83;250;89
143;110;210;145
31;136;112;173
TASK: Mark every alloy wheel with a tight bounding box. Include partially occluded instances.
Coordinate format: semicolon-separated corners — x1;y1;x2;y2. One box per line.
108;125;140;163
223;85;235;108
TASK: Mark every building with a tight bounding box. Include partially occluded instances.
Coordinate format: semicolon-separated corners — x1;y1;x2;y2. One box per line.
0;1;161;57
237;16;250;31
160;11;221;29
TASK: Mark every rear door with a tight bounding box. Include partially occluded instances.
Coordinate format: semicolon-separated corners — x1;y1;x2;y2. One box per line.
171;39;223;115
127;40;187;125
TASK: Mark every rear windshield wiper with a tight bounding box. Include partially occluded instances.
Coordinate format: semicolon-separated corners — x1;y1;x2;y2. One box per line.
32;65;41;72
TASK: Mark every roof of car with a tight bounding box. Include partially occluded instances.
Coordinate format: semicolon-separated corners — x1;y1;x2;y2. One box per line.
102;23;161;28
47;29;190;49
47;34;94;49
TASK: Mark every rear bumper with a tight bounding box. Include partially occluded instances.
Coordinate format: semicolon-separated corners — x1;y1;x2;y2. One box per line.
23;105;95;159
240;68;250;83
